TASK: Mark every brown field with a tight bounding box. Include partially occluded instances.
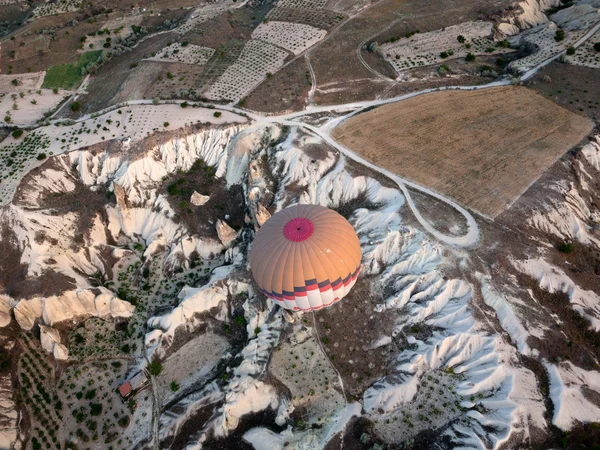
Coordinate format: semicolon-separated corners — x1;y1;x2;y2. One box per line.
332;86;594;218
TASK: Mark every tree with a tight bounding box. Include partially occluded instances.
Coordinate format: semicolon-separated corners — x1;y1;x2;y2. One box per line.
555;29;565;42
465;53;476;62
566;46;575;55
457;35;465;43
37;153;47;160
148;360;163;376
11;79;18;86
163;122;169;127
439;51;449;58
89;403;102;416
213;111;222;118
595;42;600;52
170;381;179;392
71;102;81;112
12;129;23;139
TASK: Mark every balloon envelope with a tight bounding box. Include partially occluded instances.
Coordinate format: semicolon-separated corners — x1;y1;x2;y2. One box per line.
250;204;362;311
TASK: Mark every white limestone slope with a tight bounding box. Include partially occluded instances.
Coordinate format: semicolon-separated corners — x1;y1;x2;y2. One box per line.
13;288;133;330
546;361;600;429
514;258;600;330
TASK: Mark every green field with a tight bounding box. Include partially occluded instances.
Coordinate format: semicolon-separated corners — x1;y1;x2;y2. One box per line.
42;51;103;90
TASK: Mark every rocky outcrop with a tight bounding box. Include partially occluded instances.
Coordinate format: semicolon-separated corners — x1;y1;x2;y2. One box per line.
113;182;130;210
0;296;15;328
255;203;271;227
14;288;134;330
39;325;68;360
190;191;210;206
496;0;561;36
216;219;238;248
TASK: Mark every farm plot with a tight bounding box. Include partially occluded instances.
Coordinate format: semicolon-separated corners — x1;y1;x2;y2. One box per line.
252;21;327;55
277;0;328;9
564;29;600;68
144;62;205;99
508;22;587;73
202;39;289;101
0;73;44;94
331;86;594;218
197;40;246;91
266;7;345;30
56;360;134;448
32;0;81;18
146;42;215;65
0;88;71;126
381;21;512;73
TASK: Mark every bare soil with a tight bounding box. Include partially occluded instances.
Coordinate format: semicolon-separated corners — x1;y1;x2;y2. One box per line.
314;275;398;397
527;62;600;123
332;86;594;218
75;31;176;113
0;223;76;299
245;57;311;113
159;157;247;240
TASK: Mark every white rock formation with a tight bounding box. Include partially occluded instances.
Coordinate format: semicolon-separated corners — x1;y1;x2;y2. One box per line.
0;296;15;327
190;191;210;206
39;325;69;360
216;219;238;248
14;288;134;330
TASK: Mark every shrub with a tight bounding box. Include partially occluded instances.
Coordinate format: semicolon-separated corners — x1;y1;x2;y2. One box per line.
555;29;565;41
566;46;575;55
438;65;448;75
12;129;23;139
595;42;600;52
152;97;159;105
11;79;18;86
180;101;188;108
170;381;179;392
148;360;163;376
37;153;47;160
465;53;476;62
234;315;246;326
213;111;222;118
557;242;573;253
439;51;449;58
457;35;465;43
163;122;169;127
166;72;173;79
71;102;81;112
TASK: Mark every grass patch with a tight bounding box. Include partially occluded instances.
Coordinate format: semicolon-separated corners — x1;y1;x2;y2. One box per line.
42;51;103;90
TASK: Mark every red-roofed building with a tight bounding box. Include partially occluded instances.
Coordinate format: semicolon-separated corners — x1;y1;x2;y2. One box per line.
118;381;133;399
118;371;148;400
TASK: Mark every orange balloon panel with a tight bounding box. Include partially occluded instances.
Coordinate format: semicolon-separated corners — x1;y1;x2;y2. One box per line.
250;204;362;311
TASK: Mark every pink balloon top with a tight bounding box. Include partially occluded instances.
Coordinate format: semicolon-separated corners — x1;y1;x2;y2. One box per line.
283;217;314;242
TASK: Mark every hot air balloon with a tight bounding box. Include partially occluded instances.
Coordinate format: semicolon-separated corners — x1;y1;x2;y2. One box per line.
250;204;362;311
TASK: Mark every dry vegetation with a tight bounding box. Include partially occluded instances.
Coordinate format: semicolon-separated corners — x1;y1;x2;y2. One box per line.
332;86;594;218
